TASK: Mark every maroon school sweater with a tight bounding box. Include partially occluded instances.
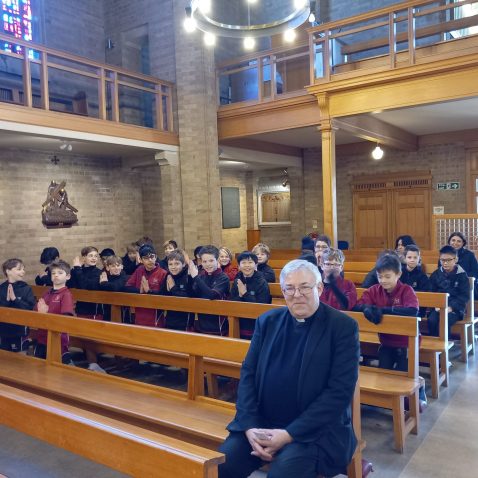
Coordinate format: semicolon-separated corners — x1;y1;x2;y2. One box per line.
34;286;74;353
358;281;419;347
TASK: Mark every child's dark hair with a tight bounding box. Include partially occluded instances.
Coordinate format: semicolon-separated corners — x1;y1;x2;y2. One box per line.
50;260;71;275
81;246;98;256
237;251;258;264
439;245;457;256
40;247;59;265
136;236;154;247
395;235;415;249
314;235;331;247
105;255;123;267
404;244;420;255
2;258;23;276
139;244;156;258
163;240;178;249
194;245;204;258
447;231;467;247
167;250;186;264
100;248;115;258
198;245;219;259
376;254;402;274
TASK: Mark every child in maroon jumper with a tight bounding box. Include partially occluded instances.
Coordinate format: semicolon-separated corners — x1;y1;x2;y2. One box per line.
218;246;238;281
320;248;357;311
124;244;167;327
355;253;419;371
34;260;74;364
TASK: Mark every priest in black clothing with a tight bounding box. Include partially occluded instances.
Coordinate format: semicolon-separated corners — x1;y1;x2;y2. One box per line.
219;260;359;478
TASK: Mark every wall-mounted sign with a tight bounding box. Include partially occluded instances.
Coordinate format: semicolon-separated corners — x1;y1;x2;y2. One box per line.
436;182;460;190
433;206;445;215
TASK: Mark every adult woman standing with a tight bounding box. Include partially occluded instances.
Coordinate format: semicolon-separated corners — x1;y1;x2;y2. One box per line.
447;232;478;294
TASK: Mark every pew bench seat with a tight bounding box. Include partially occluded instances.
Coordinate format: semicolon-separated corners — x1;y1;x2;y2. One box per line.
0;380;224;478
359;331;451;399
0;351;234;450
359;369;420;453
451;318;476;363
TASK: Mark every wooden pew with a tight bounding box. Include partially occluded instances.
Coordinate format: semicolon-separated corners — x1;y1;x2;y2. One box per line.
451;277;475;363
270;283;450;399
0;307;363;477
349;312;420;453
356;288;450;399
30;287;415;453
0;382;224;478
32;285;282;339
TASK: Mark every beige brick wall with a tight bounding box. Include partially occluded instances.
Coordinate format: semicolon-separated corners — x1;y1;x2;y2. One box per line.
0;149;144;283
303;142;467;248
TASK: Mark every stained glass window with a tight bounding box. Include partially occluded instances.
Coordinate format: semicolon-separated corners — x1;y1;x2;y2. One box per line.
2;0;34;58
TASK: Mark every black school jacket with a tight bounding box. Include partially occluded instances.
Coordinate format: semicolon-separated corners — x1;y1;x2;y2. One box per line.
257;263;276;283
70;265;102;316
0;280;36;337
400;265;431;292
429;265;469;315
99;271;128;321
229;271;271;304
160;267;195;330
227;303;359;477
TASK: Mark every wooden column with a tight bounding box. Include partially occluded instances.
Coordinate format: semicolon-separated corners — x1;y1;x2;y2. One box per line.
318;93;338;247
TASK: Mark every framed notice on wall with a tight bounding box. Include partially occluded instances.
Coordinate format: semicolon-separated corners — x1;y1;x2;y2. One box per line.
258;191;291;226
221;187;241;229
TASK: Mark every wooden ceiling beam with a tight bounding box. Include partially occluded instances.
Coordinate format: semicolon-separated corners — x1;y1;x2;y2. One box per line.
333;114;418;151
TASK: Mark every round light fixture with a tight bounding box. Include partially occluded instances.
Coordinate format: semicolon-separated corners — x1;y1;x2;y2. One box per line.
243;37;255;50
371;144;384;160
283;28;296;42
183;16;197;33
185;0;312;48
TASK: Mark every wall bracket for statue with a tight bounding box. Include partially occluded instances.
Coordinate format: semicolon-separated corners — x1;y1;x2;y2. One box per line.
42;180;78;228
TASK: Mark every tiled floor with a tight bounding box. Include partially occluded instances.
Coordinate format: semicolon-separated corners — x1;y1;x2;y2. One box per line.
0;345;476;477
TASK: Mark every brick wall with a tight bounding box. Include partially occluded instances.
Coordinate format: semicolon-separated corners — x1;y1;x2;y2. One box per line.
172;0;223;251
0;150;144;282
303;142;467;248
41;0;106;61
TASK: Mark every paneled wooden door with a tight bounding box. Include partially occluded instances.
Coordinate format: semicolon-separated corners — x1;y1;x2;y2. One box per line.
353;191;388;249
392;188;431;249
352;172;432;250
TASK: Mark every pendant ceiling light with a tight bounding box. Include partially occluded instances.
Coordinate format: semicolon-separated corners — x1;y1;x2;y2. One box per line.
184;0;316;48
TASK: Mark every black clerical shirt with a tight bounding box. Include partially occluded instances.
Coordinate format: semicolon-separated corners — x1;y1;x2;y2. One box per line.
260;310;315;428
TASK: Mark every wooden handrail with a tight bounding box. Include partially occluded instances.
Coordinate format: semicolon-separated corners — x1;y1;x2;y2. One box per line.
307;0;475;36
0;32;174;132
0;32;174;87
0;307;250;363
217;42;308;70
31;286;281;319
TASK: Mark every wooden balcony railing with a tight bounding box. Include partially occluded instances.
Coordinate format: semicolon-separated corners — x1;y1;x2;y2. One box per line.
309;0;478;83
217;42;309;106
217;0;478;107
0;33;174;132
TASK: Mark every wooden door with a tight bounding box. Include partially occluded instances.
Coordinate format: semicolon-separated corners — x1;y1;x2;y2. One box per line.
353;191;388;249
392;188;431;249
352;171;432;250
